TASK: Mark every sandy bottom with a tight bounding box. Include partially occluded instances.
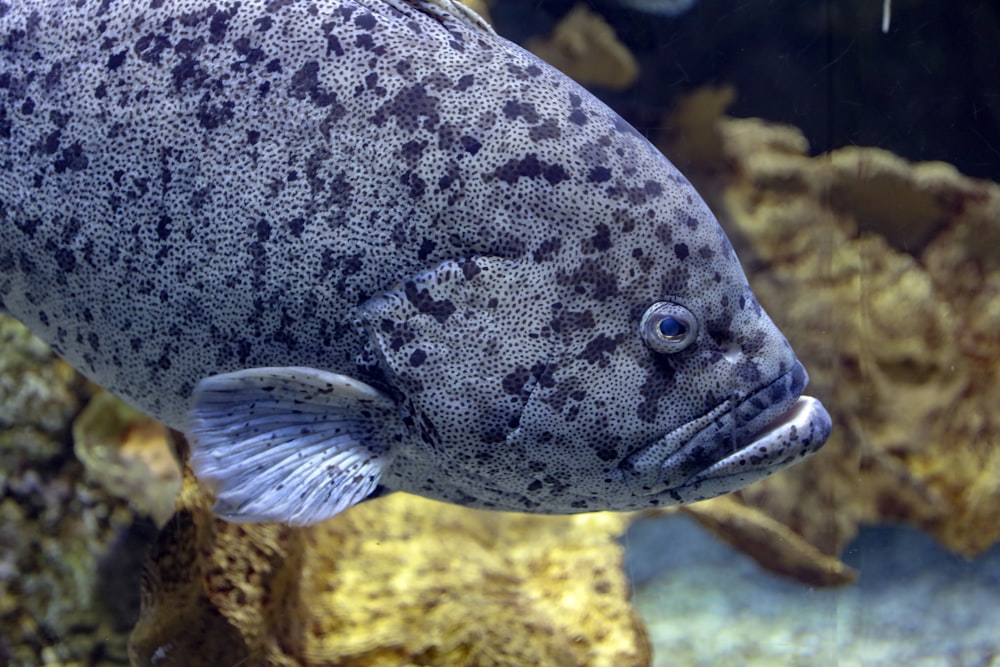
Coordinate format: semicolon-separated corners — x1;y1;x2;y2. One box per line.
625;514;1000;667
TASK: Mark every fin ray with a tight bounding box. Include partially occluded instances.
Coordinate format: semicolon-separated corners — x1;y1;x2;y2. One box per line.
188;367;399;525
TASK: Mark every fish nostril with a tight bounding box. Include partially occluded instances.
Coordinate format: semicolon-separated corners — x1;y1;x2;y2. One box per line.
721;341;742;363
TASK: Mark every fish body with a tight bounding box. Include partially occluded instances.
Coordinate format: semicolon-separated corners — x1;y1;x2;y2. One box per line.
0;0;830;523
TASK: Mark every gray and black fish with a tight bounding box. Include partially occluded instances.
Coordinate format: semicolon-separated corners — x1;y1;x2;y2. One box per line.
0;0;831;525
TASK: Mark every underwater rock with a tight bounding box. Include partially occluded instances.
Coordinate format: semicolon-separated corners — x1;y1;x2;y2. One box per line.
525;4;639;90
0;315;156;666
678;497;857;587
73;392;182;528
658;88;1000;563
130;457;650;666
0;316;87;440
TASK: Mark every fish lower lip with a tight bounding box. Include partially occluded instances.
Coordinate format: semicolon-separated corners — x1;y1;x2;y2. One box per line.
685;394;832;487
747;395;815;442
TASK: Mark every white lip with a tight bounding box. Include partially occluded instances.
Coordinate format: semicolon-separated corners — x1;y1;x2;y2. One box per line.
687;395;832;484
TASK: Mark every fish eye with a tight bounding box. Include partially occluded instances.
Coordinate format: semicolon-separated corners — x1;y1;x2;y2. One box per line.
640;302;699;354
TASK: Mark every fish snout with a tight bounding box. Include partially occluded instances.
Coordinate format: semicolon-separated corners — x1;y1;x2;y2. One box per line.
620;361;832;503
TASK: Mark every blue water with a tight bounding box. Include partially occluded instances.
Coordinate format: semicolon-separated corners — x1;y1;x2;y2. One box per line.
625;514;1000;666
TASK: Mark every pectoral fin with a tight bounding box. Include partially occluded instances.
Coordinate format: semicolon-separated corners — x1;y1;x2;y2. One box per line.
188;367;400;526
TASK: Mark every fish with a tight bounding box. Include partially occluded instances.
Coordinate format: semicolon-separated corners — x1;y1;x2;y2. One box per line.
0;0;831;525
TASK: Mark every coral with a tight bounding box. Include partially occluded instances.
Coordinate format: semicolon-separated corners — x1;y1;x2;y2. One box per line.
657;88;1000;571
73;392;182;528
524;4;638;91
0;316;156;666
130;458;650;667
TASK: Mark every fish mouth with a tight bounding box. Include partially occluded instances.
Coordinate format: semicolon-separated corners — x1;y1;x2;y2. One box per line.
622;361;832;501
678;394;831;494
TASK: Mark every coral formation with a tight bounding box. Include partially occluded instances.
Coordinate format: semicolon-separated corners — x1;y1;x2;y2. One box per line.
525;4;638;90
659;87;1000;567
0;316;156;666
130;459;650;666
73;392;182;528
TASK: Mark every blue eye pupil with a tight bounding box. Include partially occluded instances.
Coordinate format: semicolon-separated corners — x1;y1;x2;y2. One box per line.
658;316;686;339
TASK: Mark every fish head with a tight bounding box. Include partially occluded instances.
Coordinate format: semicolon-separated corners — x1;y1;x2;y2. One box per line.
357;204;831;512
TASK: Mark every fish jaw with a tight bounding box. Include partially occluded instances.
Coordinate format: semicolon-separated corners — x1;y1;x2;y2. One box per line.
679;395;831;497
621;361;832;502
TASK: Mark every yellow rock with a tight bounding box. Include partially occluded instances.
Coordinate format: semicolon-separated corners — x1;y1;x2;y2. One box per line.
525;5;639;91
130;459;651;666
73;391;182;527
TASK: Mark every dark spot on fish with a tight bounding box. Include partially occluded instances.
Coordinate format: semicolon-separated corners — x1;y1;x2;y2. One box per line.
107;49;127;70
596;447;617;462
325;32;344;57
674;243;689;260
372;83;440;133
557;259;618;301
655;224;672;245
417;238;436;261
134;32;171;65
542;165;569;185
355;33;382;52
528;118;560;142
577;333;625;367
399;139;427;163
460;260;481;280
154;215;172;241
354;12;376;30
460;135;481;154
53;141;88;172
588;166;611;183
400;170;426;198
256;219;271;242
197;100;235;130
502;99;539;123
52;246;76;273
41;130;60;155
408;348;426;367
625;180;664;205
591;224;611;251
15;217;39;238
289;61;341;108
533;237;561;262
403;282;455;324
550;309;595;334
502;365;530;396
489;153;569;186
208;4;237;43
637;356;677;423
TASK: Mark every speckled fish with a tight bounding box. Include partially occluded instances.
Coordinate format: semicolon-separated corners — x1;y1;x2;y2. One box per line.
0;0;831;524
